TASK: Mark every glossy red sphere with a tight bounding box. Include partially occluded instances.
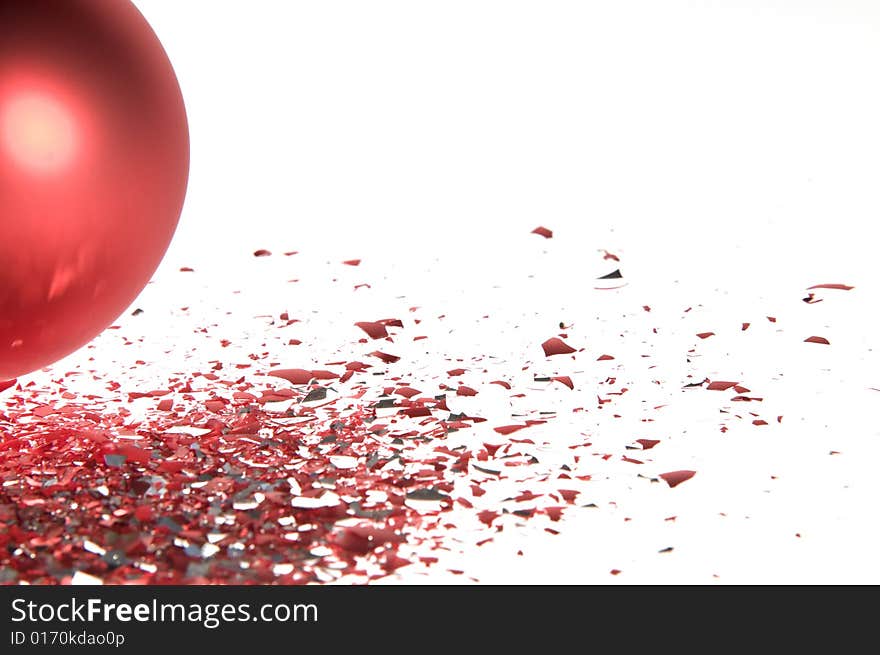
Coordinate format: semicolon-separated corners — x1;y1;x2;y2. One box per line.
0;0;189;380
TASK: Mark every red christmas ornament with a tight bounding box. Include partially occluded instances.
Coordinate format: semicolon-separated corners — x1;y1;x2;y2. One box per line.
0;0;189;380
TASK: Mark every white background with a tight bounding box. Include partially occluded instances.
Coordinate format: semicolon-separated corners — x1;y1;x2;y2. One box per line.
137;0;880;283
119;0;880;582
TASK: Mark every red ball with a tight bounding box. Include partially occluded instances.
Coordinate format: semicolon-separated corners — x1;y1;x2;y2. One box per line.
0;0;189;380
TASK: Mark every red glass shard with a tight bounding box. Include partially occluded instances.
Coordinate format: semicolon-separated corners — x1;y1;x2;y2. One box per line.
477;510;499;526
355;322;389;339
494;425;527;435
542;337;576;357
369;351;400;364
636;439;660;450
268;368;314;384
659;470;696;488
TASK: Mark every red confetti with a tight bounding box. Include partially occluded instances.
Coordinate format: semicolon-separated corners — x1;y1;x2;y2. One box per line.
268;368;315;384
395;386;421;399
342;259;361;266
253;249;272;257
494;425;527;435
355;322;389;340
369;351;401;364
636;439;660;450
134;506;154;522
551;376;574;390
659;470;696;488
1;195;842;588
477;510;499;526
804;336;830;345
333;525;404;555
545;507;564;522
531;226;553;239
706;381;738;391
807;283;853;291
541;337;576;357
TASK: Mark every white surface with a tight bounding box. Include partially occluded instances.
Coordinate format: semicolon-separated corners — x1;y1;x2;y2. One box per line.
60;0;879;582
